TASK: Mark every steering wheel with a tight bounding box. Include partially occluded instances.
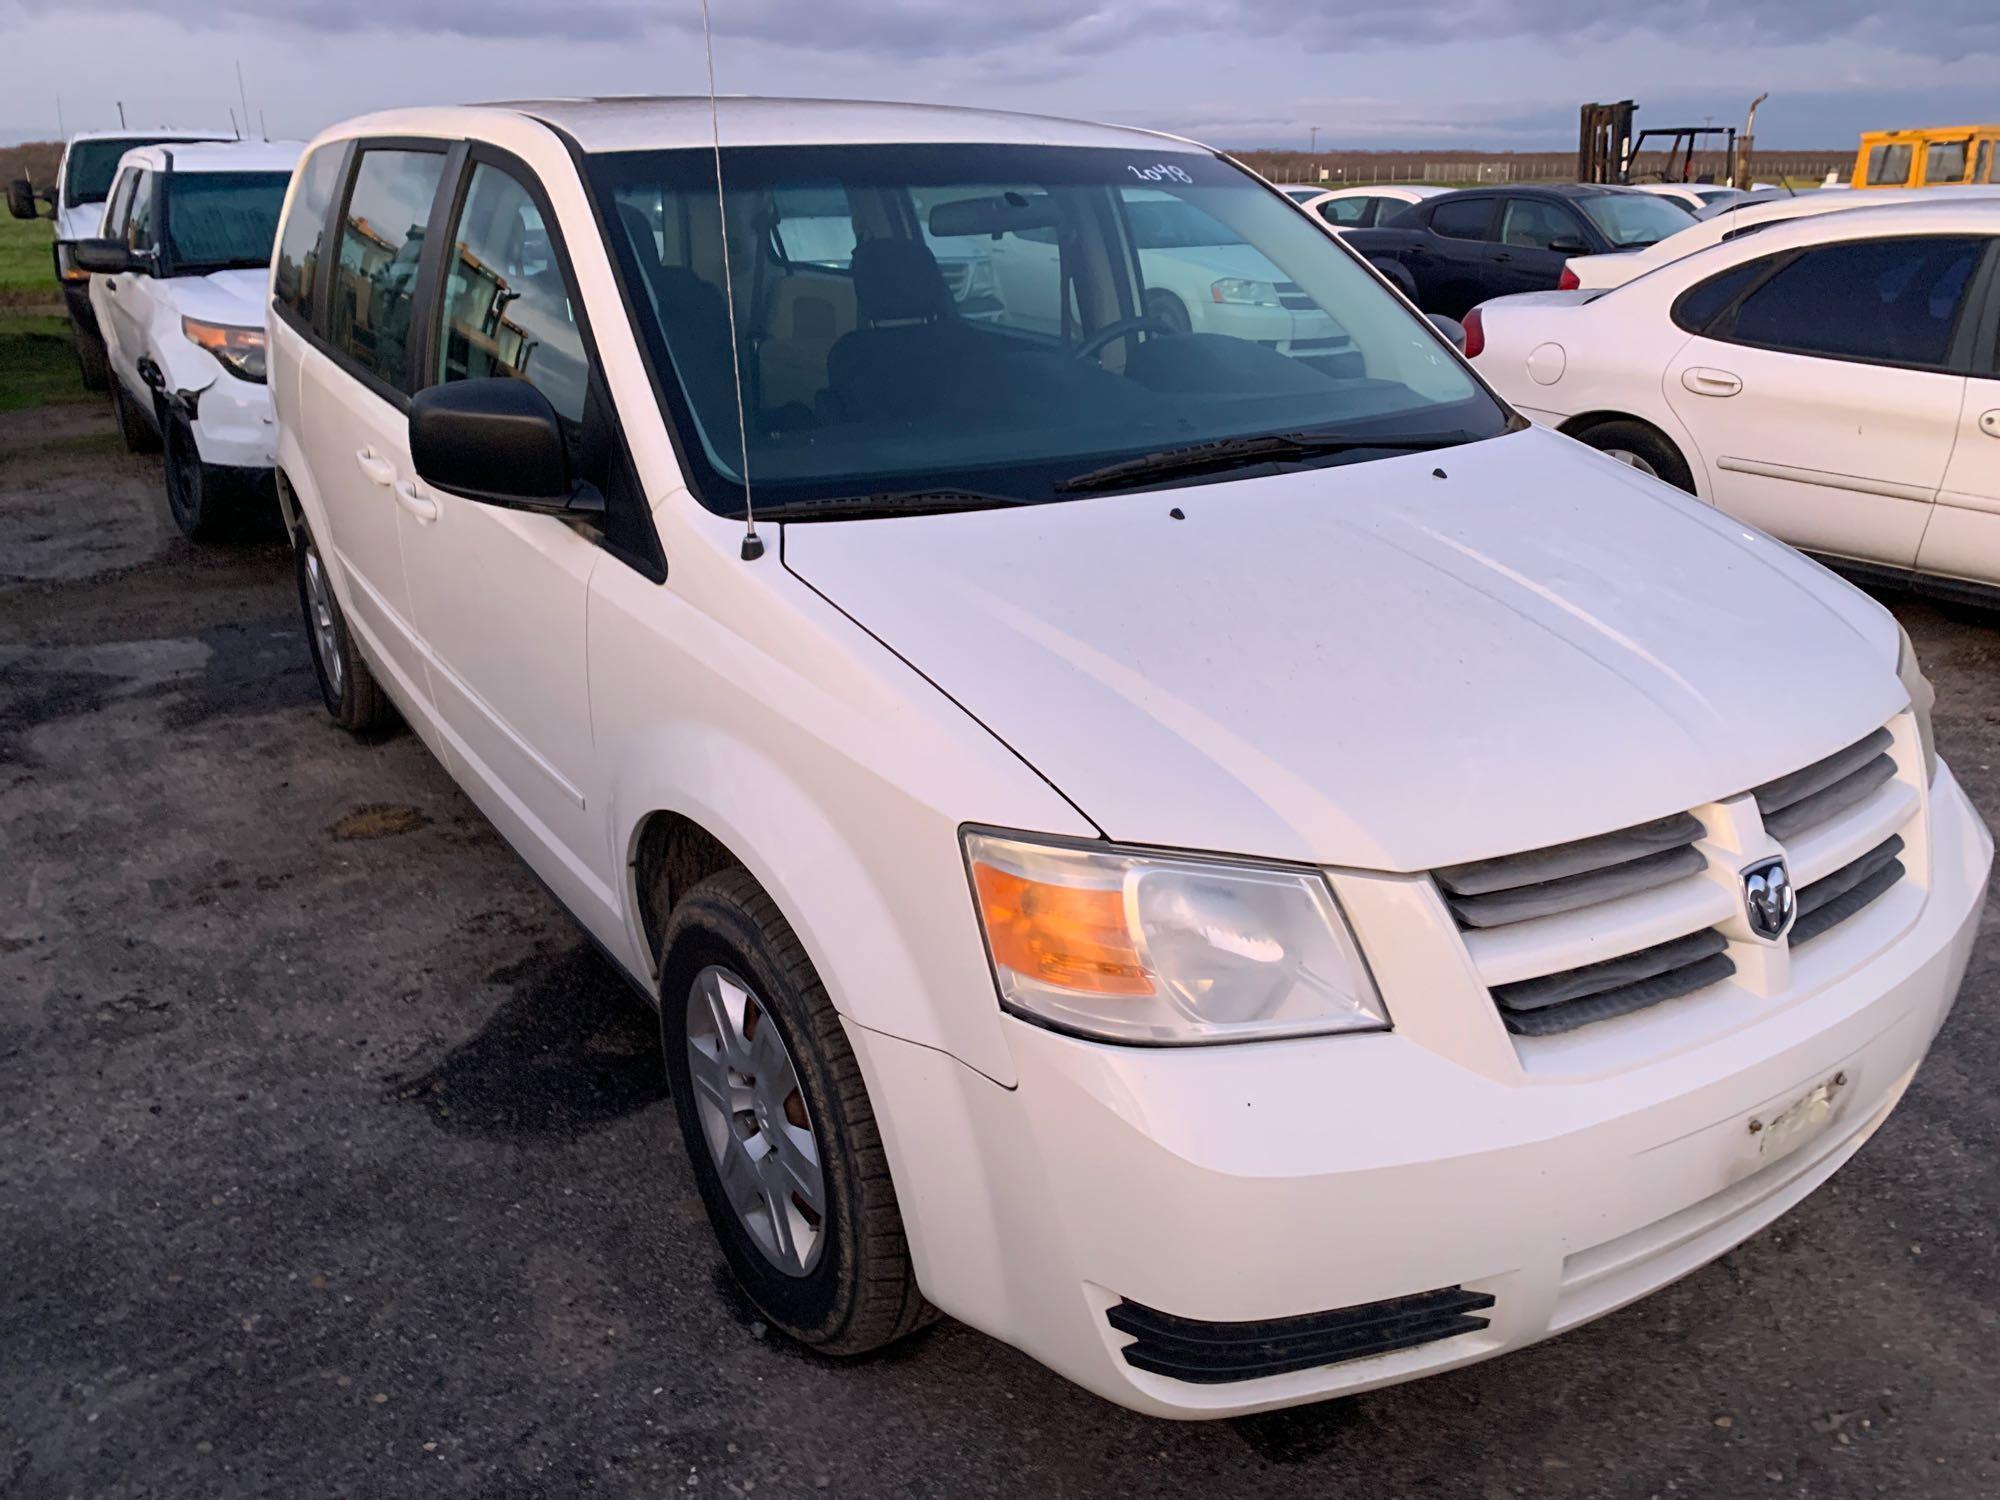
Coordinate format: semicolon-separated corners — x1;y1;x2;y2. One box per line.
1072;315;1170;362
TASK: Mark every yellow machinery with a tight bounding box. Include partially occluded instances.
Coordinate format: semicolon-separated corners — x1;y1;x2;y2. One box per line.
1853;126;2000;188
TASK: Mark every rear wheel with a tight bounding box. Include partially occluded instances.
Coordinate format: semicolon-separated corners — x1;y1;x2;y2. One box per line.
660;869;931;1356
295;522;393;734
1574;419;1695;494
111;381;159;454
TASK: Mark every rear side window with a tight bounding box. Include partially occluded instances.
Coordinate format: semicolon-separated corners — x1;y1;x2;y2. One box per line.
1723;236;1983;368
274;146;346;323
1865;144;1912;187
1671;257;1773;333
1429;198;1493;241
1317;196;1373;226
1499;199;1579;250
329;147;445;394
433;162;592;440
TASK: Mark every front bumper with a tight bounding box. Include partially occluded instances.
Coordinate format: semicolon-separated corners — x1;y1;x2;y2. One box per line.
181;371;277;472
850;766;1990;1418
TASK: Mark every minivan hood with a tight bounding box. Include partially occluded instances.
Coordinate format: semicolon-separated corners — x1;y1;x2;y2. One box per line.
165;268;270;328
782;428;1903;871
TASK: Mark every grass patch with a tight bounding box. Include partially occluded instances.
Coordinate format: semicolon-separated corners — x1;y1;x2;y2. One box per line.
0;308;89;413
0;218;87;411
0;212;56;298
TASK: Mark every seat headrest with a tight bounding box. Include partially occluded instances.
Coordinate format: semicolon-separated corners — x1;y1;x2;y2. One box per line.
851;238;951;324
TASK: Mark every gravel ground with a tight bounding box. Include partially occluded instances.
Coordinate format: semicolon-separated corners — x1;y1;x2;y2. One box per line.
3;404;1997;1499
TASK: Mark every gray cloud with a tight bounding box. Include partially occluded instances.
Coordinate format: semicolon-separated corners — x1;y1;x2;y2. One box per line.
20;0;2000;60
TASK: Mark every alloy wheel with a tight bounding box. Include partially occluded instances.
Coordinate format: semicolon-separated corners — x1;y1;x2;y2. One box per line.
302;545;344;698
684;964;827;1277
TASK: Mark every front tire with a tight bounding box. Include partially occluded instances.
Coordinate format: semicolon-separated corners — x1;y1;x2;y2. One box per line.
163;414;240;542
73;324;110;392
111;380;159;454
660;870;930;1356
1574;419;1696;494
1145;288;1192;337
295;522;393;734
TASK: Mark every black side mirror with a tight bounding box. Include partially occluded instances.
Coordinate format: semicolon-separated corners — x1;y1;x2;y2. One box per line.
1547;235;1590;255
409;378;603;516
71;237;140;274
6;178;36;221
1428;314;1467;351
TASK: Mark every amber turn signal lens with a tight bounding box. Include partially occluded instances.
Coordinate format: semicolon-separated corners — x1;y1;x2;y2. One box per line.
970;861;1153;996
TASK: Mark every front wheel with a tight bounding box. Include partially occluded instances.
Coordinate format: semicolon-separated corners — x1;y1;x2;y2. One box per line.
1144;288;1192;337
111;380;159;454
660;870;931;1355
163;415;240;542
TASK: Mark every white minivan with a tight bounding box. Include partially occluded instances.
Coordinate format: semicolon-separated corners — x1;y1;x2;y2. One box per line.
267;98;1990;1419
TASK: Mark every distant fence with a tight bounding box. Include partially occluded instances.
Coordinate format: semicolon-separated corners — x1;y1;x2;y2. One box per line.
1244;150;1853;187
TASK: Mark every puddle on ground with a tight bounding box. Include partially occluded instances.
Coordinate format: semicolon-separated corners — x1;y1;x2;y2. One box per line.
384;944;665;1140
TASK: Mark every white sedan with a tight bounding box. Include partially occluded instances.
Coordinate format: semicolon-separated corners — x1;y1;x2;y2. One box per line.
1629;182;1750;215
1561;184;2000;290
1289;183;1445;230
1467;199;2000;599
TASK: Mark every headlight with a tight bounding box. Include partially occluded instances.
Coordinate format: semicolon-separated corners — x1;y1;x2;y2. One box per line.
1210;277;1282;307
1896;623;1937;783
962;829;1389;1045
181;316;266;383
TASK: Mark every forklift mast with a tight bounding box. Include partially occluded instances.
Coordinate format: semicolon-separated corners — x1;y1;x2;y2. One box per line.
1578;101;1637;185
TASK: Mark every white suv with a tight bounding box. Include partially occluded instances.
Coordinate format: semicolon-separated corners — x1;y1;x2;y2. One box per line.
76;141;301;539
6;128;233;391
266;98;1991;1419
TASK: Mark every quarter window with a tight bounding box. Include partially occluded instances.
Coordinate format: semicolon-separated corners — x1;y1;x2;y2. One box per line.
1317;196;1374;226
1723;236;1984;368
433;162;592;439
1429;198;1493;241
274;146;346;323
1671;256;1773;334
329;147;445;394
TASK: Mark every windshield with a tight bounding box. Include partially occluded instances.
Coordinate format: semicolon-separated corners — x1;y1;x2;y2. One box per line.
164;171;290;270
1577;191;1695;248
64;136;215;206
587;143;1505;514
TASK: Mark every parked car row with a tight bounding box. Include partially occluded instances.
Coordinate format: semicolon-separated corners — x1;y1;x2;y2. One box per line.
11;102;1995;1423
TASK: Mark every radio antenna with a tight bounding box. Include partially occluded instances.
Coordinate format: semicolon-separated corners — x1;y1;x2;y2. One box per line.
699;0;762;561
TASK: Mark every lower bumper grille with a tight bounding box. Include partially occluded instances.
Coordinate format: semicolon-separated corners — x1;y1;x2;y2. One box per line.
1108;1285;1494;1384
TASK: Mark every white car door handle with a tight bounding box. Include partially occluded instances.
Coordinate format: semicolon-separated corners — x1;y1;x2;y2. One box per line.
1681;367;1742;397
1980;409;2000;439
392;480;439;523
354;448;396;486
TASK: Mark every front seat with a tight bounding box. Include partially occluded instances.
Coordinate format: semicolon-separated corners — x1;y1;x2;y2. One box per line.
824;238;983;422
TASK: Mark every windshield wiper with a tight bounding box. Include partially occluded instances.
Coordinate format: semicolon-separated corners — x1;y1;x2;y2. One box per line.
1056;429;1477;494
752;488;1035;522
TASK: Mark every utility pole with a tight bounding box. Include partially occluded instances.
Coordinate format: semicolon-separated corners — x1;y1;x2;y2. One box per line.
1310;125;1319;154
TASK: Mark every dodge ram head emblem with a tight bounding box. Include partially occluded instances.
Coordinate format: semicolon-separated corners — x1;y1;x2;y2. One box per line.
1742;857;1796;941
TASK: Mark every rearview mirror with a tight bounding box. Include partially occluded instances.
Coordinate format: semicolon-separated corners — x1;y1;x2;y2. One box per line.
928;191;1061;239
71;238;141;274
1428;314;1467;351
1547;235;1589;255
409;378;603;516
6;178;36;221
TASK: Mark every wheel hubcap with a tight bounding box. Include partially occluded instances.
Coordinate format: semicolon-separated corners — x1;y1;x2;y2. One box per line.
685;965;826;1277
303;547;343;697
1601;447;1659;479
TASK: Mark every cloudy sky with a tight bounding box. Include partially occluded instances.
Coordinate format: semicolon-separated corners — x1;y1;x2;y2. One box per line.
2;0;1997;151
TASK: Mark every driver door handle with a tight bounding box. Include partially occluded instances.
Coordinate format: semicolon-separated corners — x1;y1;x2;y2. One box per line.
1681;367;1743;397
354;448;395;486
392;480;438;523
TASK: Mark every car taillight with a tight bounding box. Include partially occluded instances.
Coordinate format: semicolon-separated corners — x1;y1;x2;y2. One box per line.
1461;307;1485;359
1558;265;1580;291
